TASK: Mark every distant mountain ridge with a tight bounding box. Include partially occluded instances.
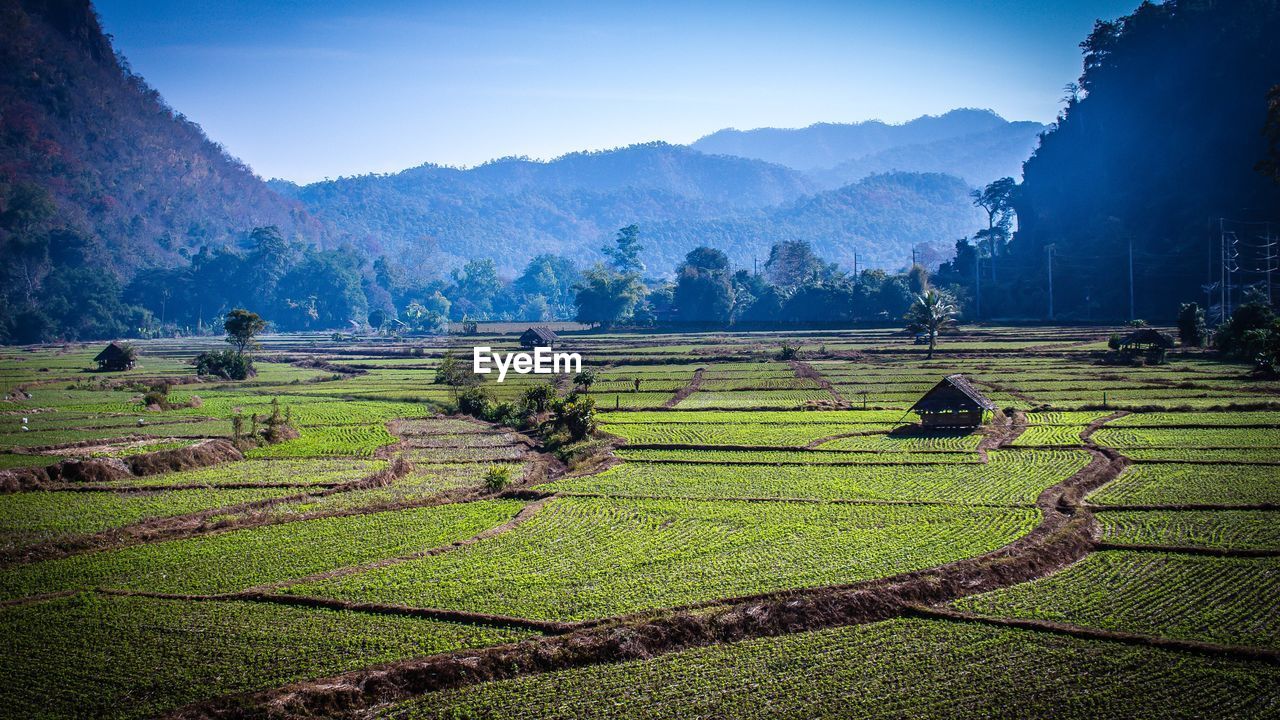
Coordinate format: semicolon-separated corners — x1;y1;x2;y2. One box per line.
690;109;1037;173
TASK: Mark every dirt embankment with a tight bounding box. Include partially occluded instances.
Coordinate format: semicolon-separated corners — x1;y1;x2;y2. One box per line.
170;447;1127;720
0;439;243;493
663;368;705;408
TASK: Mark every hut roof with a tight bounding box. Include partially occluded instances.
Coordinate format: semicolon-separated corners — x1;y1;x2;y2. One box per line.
94;342;130;362
521;326;559;343
1119;328;1175;349
909;374;997;413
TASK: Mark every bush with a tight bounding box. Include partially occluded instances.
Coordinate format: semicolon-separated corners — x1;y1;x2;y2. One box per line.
141;391;169;410
552;392;597;441
457;386;491;417
520;383;557;414
193;349;255;380
1107;333;1123;351
778;342;801;360
1177;302;1206;347
483;465;513;492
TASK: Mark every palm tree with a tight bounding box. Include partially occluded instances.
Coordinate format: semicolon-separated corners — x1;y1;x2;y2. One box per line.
904;289;958;359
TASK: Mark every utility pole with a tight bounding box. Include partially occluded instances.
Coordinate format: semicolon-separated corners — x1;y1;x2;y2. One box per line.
853;251;858;277
911;248;918;268
1045;244;1055;321
1128;237;1135;321
974;252;982;320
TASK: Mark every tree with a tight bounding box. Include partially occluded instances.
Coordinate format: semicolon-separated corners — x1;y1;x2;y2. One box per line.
904;289;958;359
573;265;646;330
1177;302;1207;347
515;254;579;314
224;309;266;356
672;247;733;325
435;350;480;386
1259;84;1280;182
573;368;598;392
449;259;502;320
603;225;644;275
764;241;831;290
971;177;1016;284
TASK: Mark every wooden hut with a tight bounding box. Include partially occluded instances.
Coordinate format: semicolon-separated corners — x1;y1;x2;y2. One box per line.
1118;328;1175;351
908;374;996;428
520;326;559;349
94;342;135;372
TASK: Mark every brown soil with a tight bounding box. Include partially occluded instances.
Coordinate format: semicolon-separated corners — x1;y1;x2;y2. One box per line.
168;446;1127;720
663;368;704;408
789;360;847;407
1093;542;1280;558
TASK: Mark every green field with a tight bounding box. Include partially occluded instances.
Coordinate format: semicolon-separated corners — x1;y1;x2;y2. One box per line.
2;327;1278;718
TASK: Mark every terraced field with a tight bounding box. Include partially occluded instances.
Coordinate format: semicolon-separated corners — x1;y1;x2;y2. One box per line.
1;327;1277;719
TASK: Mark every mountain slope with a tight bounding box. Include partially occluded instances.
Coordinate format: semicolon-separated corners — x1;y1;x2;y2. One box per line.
690;109;1013;171
811;121;1045;188
278;143;819;272
0;0;322;274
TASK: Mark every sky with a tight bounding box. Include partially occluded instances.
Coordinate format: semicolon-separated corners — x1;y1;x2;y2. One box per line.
95;0;1140;183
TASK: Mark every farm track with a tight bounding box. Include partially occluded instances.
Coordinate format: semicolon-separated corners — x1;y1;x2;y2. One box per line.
789;360;847;407
663;368;704;408
3;420;563;568
168;439;1132;719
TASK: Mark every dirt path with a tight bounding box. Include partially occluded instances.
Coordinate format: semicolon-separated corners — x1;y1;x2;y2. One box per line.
789;360;847;407
168;445;1129;720
663;368;705;408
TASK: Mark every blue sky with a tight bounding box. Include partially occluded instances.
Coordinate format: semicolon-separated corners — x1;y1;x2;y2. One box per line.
96;0;1140;183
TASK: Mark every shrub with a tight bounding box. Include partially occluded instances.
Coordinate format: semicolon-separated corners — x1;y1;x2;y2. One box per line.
193;349;255;380
141;391;169;410
520;383;557;414
483;465;513;492
778;342;801;360
1177;302;1206;347
552;393;597;441
457;386;491;417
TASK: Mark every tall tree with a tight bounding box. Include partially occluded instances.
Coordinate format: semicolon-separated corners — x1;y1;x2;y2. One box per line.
970;177;1016;284
223;308;266;356
603;224;645;275
764;240;831;290
573;264;645;330
673;246;733;324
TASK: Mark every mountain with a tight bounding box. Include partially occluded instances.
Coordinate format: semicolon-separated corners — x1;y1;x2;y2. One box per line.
646;172;983;273
810;121;1046;188
279;145;979;275
1000;0;1280;321
690;109;1017;171
0;0;322;275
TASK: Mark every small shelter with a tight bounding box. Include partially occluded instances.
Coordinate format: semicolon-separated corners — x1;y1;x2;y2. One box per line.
520;326;559;349
908;374;996;428
1118;328;1175;351
94;342;135;372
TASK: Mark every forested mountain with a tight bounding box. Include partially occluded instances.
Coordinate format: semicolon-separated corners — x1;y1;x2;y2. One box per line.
810;121;1046;188
995;0;1280;321
690;109;1025;172
0;0;323;275
278;146;979;275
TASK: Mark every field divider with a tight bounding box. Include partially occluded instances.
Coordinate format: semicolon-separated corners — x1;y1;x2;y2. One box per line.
789;360;847;407
1093;542;1280;558
663;367;705;408
170;447;1130;720
905;605;1280;664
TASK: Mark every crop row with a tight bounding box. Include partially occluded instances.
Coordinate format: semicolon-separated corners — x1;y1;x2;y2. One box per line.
603;422;885;447
1091;427;1280;449
384;616;1280;720
1088;464;1280;506
0;500;524;600
614;448;981;465
954;551;1280;649
818;432;983;452
285;496;1039;622
0;593;529;720
547;449;1087;505
1097;510;1280;551
248;424;399;458
675;390;835;409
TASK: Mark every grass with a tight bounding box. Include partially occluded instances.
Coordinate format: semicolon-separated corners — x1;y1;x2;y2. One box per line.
382;617;1280;720
954;551;1280;649
546;450;1087;505
0;593;531;720
1089;464;1280;506
0;500;524;600
1097;510;1280;551
285;496;1038;622
0;486;305;553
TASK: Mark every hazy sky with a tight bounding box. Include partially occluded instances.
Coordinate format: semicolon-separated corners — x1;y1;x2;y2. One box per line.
95;0;1139;183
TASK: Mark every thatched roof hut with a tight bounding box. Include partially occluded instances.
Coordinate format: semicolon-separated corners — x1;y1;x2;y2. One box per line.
94;342;135;372
520;326;559;349
1118;328;1175;350
908;374;996;428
